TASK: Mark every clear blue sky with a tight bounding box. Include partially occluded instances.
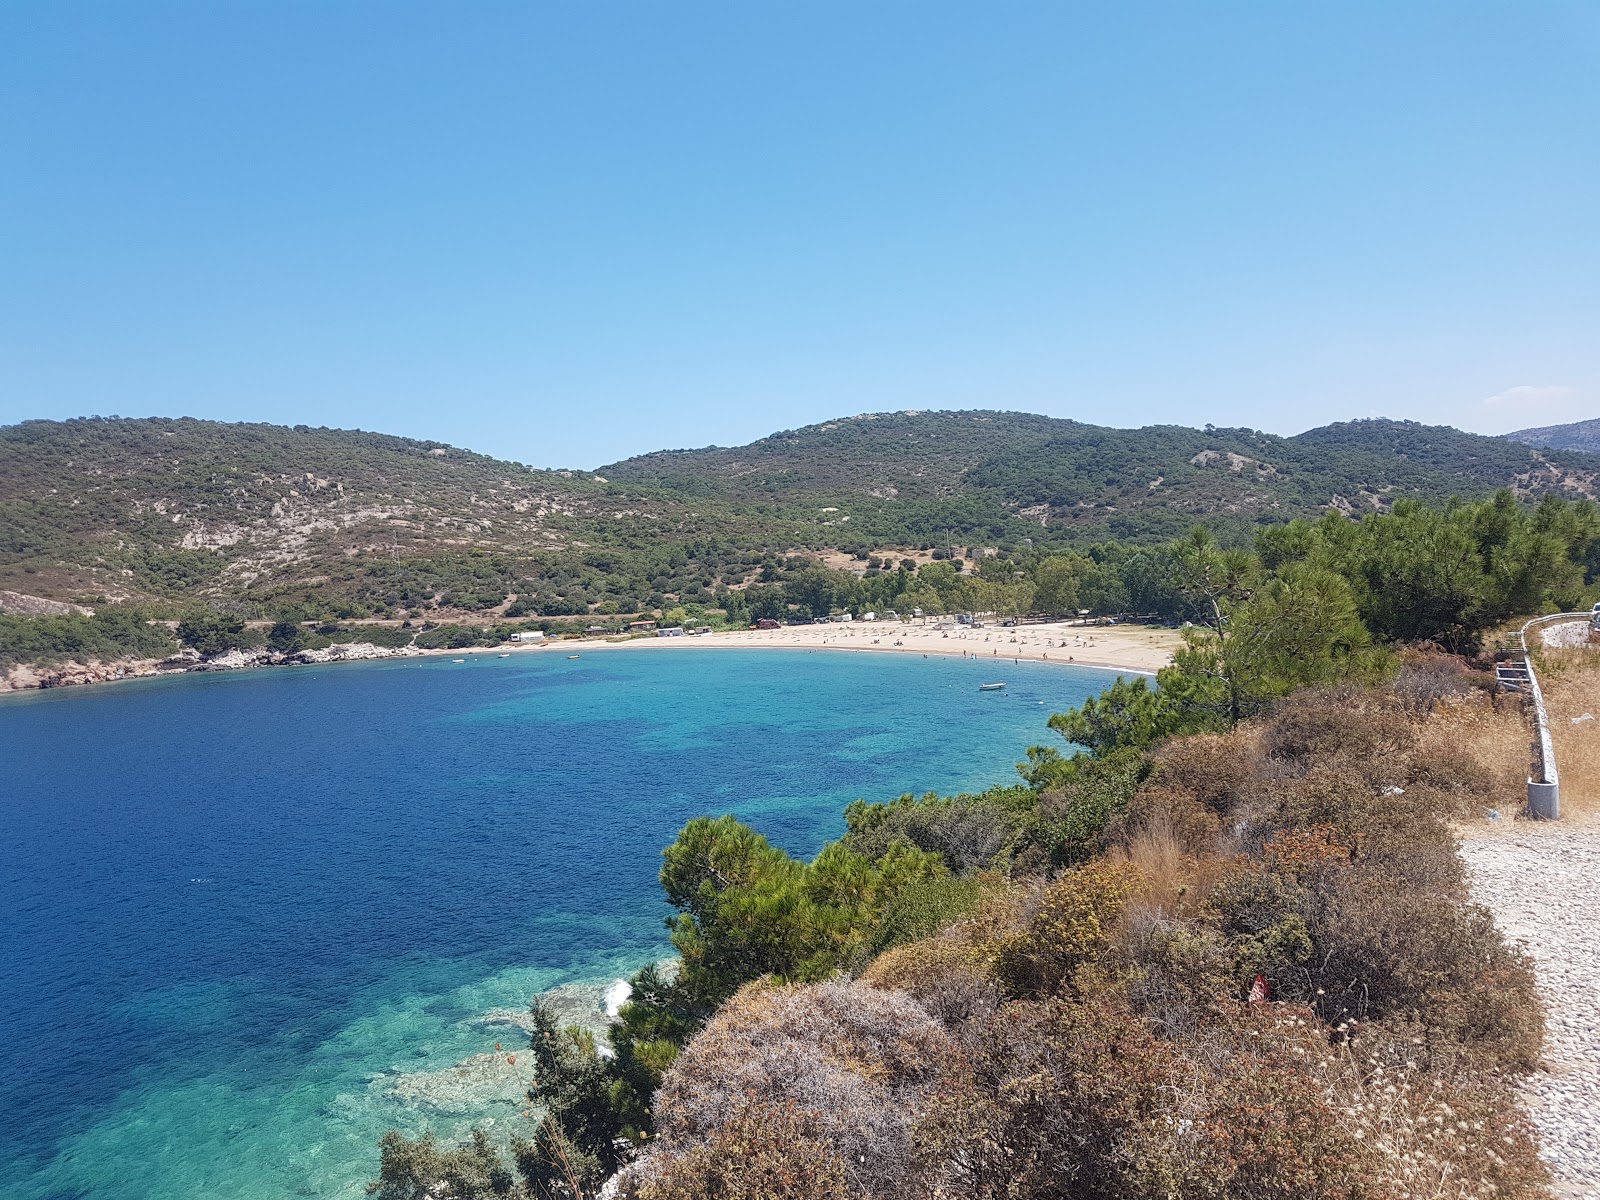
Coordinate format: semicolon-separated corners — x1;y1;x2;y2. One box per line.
2;2;1596;468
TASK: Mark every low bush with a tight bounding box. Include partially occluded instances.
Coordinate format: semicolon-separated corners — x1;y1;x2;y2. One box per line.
637;980;950;1200
1014;748;1148;868
992;863;1137;1000
622;1104;849;1200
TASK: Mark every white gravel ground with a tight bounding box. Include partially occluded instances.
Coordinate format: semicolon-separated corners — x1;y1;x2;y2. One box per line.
1542;623;1599;650
1461;822;1600;1198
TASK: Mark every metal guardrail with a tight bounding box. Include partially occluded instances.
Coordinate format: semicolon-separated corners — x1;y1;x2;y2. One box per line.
1516;612;1591;819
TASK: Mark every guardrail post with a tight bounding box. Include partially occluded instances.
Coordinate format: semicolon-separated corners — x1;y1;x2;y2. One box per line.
1518;613;1582;820
1527;779;1560;820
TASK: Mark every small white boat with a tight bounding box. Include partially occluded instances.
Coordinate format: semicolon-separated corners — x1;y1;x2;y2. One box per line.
978;682;1006;692
451;658;465;663
498;653;511;659
567;654;581;660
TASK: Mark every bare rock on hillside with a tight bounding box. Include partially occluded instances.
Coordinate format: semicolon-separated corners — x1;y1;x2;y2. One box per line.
0;590;91;616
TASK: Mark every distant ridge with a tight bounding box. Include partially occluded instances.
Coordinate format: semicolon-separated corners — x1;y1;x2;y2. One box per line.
1505;416;1600;454
601;411;1600;529
5;411;1599;610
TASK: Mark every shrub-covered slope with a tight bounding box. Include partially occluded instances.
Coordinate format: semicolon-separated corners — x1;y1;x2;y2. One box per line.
605;410;1600;541
0;417;750;606
5;410;1597;609
1506;415;1600;454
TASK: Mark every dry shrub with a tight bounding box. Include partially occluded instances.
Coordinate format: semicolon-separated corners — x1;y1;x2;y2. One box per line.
1317;874;1542;1069
1106;784;1223;857
1149;725;1263;815
1207;1006;1547;1200
1092;821;1239;1036
861;935;1000;1029
1104;728;1264;857
1113;813;1201;913
1391;647;1483;716
990;862;1138;1000
1416;692;1529;815
1263;688;1415;787
1119;909;1235;1037
917;982;1375;1200
1354;804;1463;896
642;979;949;1200
1269;761;1389;842
623;1102;850;1200
1321;1022;1548;1200
863;874;1023;1027
1106;821;1239;1035
1402;750;1498;822
1205;826;1541;1071
918;983;1546;1200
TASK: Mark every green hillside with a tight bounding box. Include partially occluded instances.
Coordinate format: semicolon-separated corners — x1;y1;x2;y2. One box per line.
1506;416;1600;454
3;411;1597;617
0;416;762;615
605;410;1600;540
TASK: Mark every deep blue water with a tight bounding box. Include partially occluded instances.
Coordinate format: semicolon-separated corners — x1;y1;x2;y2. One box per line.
0;647;1120;1199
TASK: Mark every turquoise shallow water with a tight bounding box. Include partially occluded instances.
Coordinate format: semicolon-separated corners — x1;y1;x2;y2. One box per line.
0;647;1120;1199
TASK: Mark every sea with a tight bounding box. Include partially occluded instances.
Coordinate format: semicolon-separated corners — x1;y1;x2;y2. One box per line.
0;647;1121;1199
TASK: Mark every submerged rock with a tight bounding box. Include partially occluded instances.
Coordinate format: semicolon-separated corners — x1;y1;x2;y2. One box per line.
386;1049;530;1114
388;964;677;1113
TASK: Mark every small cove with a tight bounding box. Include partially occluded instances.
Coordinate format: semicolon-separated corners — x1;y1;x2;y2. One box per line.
0;648;1121;1199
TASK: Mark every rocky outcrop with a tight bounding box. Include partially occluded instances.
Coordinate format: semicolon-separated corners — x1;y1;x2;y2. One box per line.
0;590;92;616
1;658;163;691
193;646;275;671
188;642;421;671
288;642;422;664
2;641;423;693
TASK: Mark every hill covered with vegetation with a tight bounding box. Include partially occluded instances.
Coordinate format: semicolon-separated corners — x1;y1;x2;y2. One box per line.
5;412;1598;626
1506;415;1600;454
604;410;1600;542
0;416;764;615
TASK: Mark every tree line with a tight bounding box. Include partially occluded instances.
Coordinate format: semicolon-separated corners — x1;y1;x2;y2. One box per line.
731;489;1600;640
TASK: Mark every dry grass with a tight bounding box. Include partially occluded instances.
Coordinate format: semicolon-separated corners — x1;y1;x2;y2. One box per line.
1531;647;1600;819
1418;692;1531;815
1107;812;1231;924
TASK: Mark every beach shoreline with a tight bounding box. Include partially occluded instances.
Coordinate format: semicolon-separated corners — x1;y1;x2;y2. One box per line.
0;619;1180;696
562;618;1178;676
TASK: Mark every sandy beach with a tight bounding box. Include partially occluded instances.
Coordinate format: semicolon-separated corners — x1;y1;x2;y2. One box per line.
552;618;1181;675
1;618;1180;695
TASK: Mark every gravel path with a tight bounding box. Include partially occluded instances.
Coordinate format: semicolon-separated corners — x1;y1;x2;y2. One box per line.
1461;823;1600;1198
1542;622;1598;650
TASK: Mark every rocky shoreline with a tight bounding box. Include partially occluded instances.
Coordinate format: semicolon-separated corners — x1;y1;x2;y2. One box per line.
0;641;424;694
